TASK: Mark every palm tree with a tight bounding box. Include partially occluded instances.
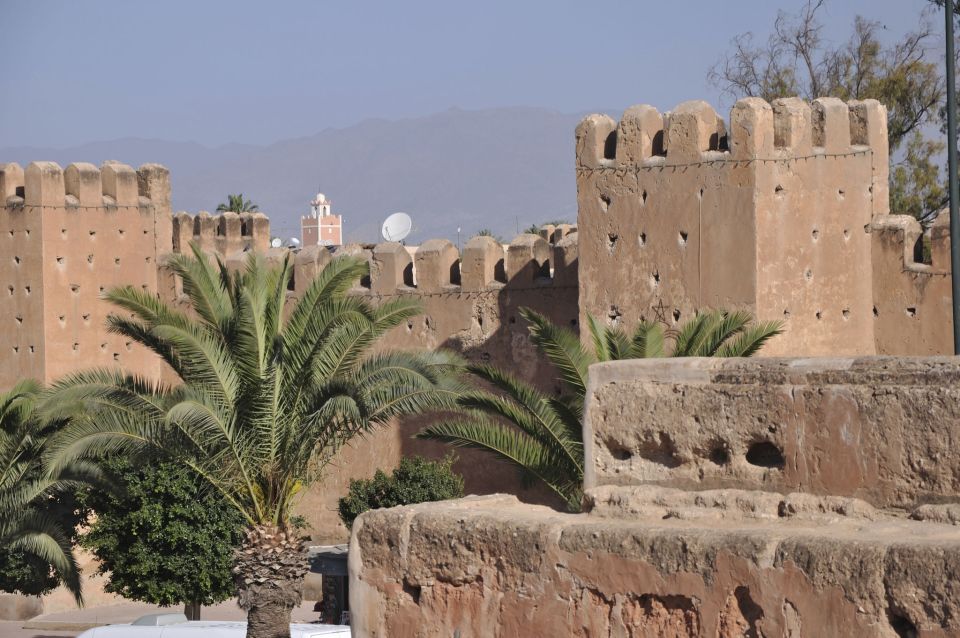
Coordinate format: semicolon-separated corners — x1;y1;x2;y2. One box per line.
418;307;783;510
0;380;87;606
42;245;466;638
216;194;259;213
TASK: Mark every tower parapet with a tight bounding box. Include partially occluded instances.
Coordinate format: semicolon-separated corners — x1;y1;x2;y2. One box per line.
576;97;888;356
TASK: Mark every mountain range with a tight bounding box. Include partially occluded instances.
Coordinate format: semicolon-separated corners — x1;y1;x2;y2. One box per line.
1;107;589;244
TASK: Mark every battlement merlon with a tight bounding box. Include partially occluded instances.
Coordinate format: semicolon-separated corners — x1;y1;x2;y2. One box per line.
171;211;271;255
1;161;172;212
576;97;889;214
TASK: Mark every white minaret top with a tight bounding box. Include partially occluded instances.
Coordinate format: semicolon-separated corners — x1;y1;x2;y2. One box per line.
310;192;331;217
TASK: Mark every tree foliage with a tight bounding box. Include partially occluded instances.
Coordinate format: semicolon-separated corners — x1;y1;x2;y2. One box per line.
216;194;259;213
41;245;466;635
0;381;92;604
80;457;244;611
708;0;945;222
418;309;783;510
337;454;464;528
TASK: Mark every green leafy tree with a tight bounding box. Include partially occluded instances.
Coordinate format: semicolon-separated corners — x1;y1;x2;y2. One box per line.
42;246;465;638
708;0;945;222
418;308;783;511
216;194;259;213
81;457;245;620
475;228;505;243
0;381;92;605
338;454;464;529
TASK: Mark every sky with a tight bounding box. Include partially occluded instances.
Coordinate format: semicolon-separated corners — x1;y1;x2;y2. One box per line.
0;0;942;149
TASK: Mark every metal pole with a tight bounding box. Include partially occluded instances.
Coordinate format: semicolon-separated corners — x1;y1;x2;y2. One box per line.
947;0;960;354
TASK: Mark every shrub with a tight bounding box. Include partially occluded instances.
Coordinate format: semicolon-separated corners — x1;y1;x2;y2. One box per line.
338;455;464;528
81;457;245;617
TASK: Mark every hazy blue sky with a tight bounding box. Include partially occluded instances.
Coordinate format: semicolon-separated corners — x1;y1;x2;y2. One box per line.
0;0;939;148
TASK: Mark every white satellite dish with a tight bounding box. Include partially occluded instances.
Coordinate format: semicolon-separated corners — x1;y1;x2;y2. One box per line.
289;237;301;247
381;212;413;242
270;237;282;248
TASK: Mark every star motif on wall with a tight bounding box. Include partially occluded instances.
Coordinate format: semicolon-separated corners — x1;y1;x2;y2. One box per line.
652;299;668;324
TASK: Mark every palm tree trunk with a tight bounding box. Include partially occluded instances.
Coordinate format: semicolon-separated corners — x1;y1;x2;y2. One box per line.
234;524;309;638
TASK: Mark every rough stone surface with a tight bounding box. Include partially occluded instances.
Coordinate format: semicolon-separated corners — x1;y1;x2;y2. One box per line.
349;495;960;637
584;357;960;509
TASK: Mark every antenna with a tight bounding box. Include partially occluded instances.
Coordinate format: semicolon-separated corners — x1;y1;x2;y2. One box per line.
381;212;413;242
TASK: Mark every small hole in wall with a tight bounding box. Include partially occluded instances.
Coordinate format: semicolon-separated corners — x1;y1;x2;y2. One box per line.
570;318;578;327
873;306;879;317
608;306;623;325
114;258;120;265
24;286;30;295
639;232;647;247
125;341;132;351
610;446;632;461
406;321;413;333
804;269;813;282
24;230;29;236
28;345;34;354
678;231;688;246
145;256;151;263
599;193;611;212
906;307;917;317
815;310;822;320
12;346;18;354
698;187;705;200
746;441;785;469
783;309;791;319
651;270;660;287
811;229;819;241
641;190;648;204
13;256;20;265
70;285;80;294
118;229;125;236
87;255;94;264
672;309;681;323
606;232;618;251
709;445;731;466
15;315;22;324
775;184;785;196
56;256;64;264
7;230;12;237
888;610;917;638
100;343;107;351
843;228;850;240
82;313;90;321
58;315;65;323
143;229;149;235
113;353;120;361
838;189;845;199
61;228;67;236
842;308;850;320
89;230;96;237
7;286;13;295
509;316;516;324
72;343;79;351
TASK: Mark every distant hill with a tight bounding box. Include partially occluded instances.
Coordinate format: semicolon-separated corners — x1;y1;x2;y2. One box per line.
1;107;586;244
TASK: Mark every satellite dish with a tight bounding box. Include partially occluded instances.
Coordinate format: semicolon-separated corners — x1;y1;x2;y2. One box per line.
381;212;413;242
289;237;301;247
270;237;282;248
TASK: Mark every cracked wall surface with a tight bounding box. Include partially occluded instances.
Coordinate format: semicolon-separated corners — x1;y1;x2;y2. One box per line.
350;356;960;637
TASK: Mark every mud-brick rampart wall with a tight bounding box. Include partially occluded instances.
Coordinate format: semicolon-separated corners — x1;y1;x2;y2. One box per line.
351;356;960;637
576;96;955;357
0;161;171;389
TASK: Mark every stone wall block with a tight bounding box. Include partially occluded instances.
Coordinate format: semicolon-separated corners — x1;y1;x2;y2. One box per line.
772;98;813;155
172;212;193;253
729;98;774;160
192;211;216;251
461;235;504;289
849;99;890;216
552;223;576;243
371;241;413;292
506;233;551;284
415;239;460;292
0;163;24;203
552;231;579;286
25;161;64;207
930;208;951;269
64;163;102;206
538;224;556;242
812;98;851;153
216;212;243;255
246;212;271;252
294;245;332;294
666;100;721;164
136;163;171;211
575;114;617;169
101;161;139;206
616;104;665;164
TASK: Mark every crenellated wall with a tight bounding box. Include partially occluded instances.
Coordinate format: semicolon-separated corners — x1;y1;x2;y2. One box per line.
0;161;171;388
576;97;893;356
870;210;953;354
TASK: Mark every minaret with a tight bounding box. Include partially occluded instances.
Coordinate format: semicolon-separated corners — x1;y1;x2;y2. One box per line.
301;191;343;246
